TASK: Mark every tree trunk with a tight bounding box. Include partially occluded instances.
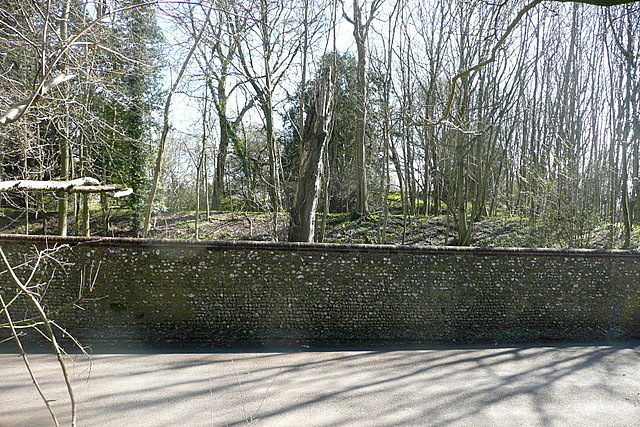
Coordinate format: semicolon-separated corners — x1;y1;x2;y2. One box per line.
57;0;72;236
346;0;379;215
212;86;229;211
317;148;331;243
354;26;369;215
289;65;335;242
80;195;90;237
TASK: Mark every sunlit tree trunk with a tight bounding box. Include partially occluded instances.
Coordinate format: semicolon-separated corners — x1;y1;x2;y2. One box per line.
57;0;72;236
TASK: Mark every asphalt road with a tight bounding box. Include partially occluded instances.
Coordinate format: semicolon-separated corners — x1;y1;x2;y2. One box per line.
1;343;639;426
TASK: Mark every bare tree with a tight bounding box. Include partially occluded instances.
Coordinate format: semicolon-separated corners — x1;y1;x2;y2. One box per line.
142;3;213;238
233;0;301;235
341;0;383;215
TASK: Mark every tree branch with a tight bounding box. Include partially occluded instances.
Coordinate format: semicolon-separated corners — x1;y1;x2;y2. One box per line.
0;177;132;197
0;73;75;126
0;294;60;427
0;248;77;427
426;0;542;127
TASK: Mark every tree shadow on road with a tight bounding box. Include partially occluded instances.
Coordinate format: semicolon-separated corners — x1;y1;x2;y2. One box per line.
1;342;639;426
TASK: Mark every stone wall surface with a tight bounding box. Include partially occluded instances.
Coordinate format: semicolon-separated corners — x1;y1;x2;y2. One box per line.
1;235;639;346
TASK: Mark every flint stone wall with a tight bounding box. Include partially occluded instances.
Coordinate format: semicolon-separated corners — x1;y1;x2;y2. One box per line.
1;234;639;346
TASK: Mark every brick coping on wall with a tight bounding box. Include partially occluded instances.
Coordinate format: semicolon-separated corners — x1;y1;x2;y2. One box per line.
2;233;640;258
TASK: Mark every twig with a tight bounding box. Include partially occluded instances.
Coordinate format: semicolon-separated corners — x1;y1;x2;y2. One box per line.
251;368;281;423
242;212;254;237
52;321;92;363
231;360;250;424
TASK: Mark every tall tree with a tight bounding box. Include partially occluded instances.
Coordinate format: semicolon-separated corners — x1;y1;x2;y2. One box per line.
234;0;301;234
342;0;383;215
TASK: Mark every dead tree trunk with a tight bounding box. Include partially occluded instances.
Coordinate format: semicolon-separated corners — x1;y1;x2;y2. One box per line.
288;65;335;242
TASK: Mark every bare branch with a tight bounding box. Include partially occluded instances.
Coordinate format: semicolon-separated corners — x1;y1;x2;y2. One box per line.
555;0;639;5
426;0;542;127
0;73;75;125
0;248;77;427
0;294;60;427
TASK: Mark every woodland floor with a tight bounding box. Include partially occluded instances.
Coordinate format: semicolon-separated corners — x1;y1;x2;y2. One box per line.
2;208;640;250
